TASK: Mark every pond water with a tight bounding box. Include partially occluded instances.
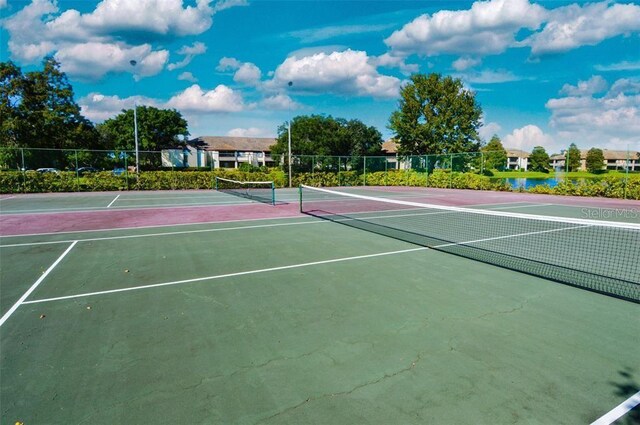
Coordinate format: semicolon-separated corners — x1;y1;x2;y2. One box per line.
491;177;599;190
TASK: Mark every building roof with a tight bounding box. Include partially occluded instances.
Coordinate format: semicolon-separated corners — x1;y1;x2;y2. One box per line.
505;149;530;158
381;139;398;153
550;149;639;161
190;136;276;152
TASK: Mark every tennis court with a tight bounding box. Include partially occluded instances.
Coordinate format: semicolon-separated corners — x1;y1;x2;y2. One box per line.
1;187;639;424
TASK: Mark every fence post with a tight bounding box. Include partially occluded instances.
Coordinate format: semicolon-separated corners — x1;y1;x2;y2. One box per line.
124;154;129;191
363;156;366;186
74;150;79;191
20;148;26;193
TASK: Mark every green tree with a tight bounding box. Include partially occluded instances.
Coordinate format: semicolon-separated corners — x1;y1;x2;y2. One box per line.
271;114;383;157
481;135;507;171
529;146;550;172
99;106;190;151
585;148;605;173
388;73;482;156
566;143;581;172
0;58;98;169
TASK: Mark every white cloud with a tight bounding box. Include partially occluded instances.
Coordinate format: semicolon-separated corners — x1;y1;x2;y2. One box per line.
78;92;160;122
595;60;640;72
270;49;400;98
226;127;271;137
560;76;608;97
452;57;481;72
524;2;640;57
289;23;396;44
373;53;419;75
54;42;168;80
385;0;546;57
233;62;262;86
503;125;554;151
546;77;640;149
166;84;245;112
260;94;299;111
0;0;7;9
1;0;242;79
168;42;207;71
216;57;242;72
215;57;262;86
479;121;502;141
460;69;522;84
178;71;198;82
54;0;217;38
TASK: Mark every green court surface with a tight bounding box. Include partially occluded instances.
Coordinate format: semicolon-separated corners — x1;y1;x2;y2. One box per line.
1;191;639;424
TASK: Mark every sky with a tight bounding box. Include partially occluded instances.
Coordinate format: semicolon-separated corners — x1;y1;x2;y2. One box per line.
1;0;639;154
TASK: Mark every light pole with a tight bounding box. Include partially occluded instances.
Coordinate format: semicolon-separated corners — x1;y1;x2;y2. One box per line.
130;60;139;176
287;81;293;188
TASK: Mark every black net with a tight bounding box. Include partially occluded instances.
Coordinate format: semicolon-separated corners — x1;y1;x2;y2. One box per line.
215;177;275;205
299;185;640;303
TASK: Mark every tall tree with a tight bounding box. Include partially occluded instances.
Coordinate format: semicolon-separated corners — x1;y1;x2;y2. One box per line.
388;73;482;156
8;57;96;149
481;135;507;171
99;106;190;151
585;148;605;173
566;143;581;172
1;58;98;169
529;146;550;172
270;114;383;157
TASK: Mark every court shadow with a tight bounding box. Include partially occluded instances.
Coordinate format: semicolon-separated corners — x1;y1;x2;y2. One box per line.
608;367;639;424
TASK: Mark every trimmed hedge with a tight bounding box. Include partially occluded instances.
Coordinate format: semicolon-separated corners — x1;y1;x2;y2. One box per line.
0;169;286;193
1;168;637;199
528;175;640;200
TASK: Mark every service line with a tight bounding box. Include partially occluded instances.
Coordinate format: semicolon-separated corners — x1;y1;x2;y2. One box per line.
0;240;78;327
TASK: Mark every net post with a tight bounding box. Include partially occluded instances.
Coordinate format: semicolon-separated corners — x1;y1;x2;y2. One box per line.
214;176;218;191
271;181;275;205
298;185;303;213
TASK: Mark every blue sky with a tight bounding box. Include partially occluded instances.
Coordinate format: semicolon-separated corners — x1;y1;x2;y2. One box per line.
1;0;639;154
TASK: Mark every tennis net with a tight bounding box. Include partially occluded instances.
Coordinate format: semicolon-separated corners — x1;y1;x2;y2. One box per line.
299;185;640;303
215;177;275;205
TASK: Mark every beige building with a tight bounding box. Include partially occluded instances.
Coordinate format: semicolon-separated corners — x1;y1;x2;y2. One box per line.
505;149;529;171
550;149;639;172
162;136;277;169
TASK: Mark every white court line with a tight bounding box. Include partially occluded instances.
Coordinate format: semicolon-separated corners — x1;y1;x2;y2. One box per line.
0;240;78;327
0;204;542;248
106;194;120;208
0;203;590;249
0;212;306;239
20;220;595;305
22;246;429;305
0;199;257;215
0;220;324;248
0;196;16;201
591;390;640;425
434;225;591;248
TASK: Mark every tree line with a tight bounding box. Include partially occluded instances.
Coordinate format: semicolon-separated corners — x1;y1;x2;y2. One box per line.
1;58;189;169
2;58;631;173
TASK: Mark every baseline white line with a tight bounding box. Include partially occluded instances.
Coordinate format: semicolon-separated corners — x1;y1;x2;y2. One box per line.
106;194;120;208
0;199;258;215
0;240;78;327
23;246;428;305
0;213;306;239
0;220;323;248
0;196;16;201
591;390;640;425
